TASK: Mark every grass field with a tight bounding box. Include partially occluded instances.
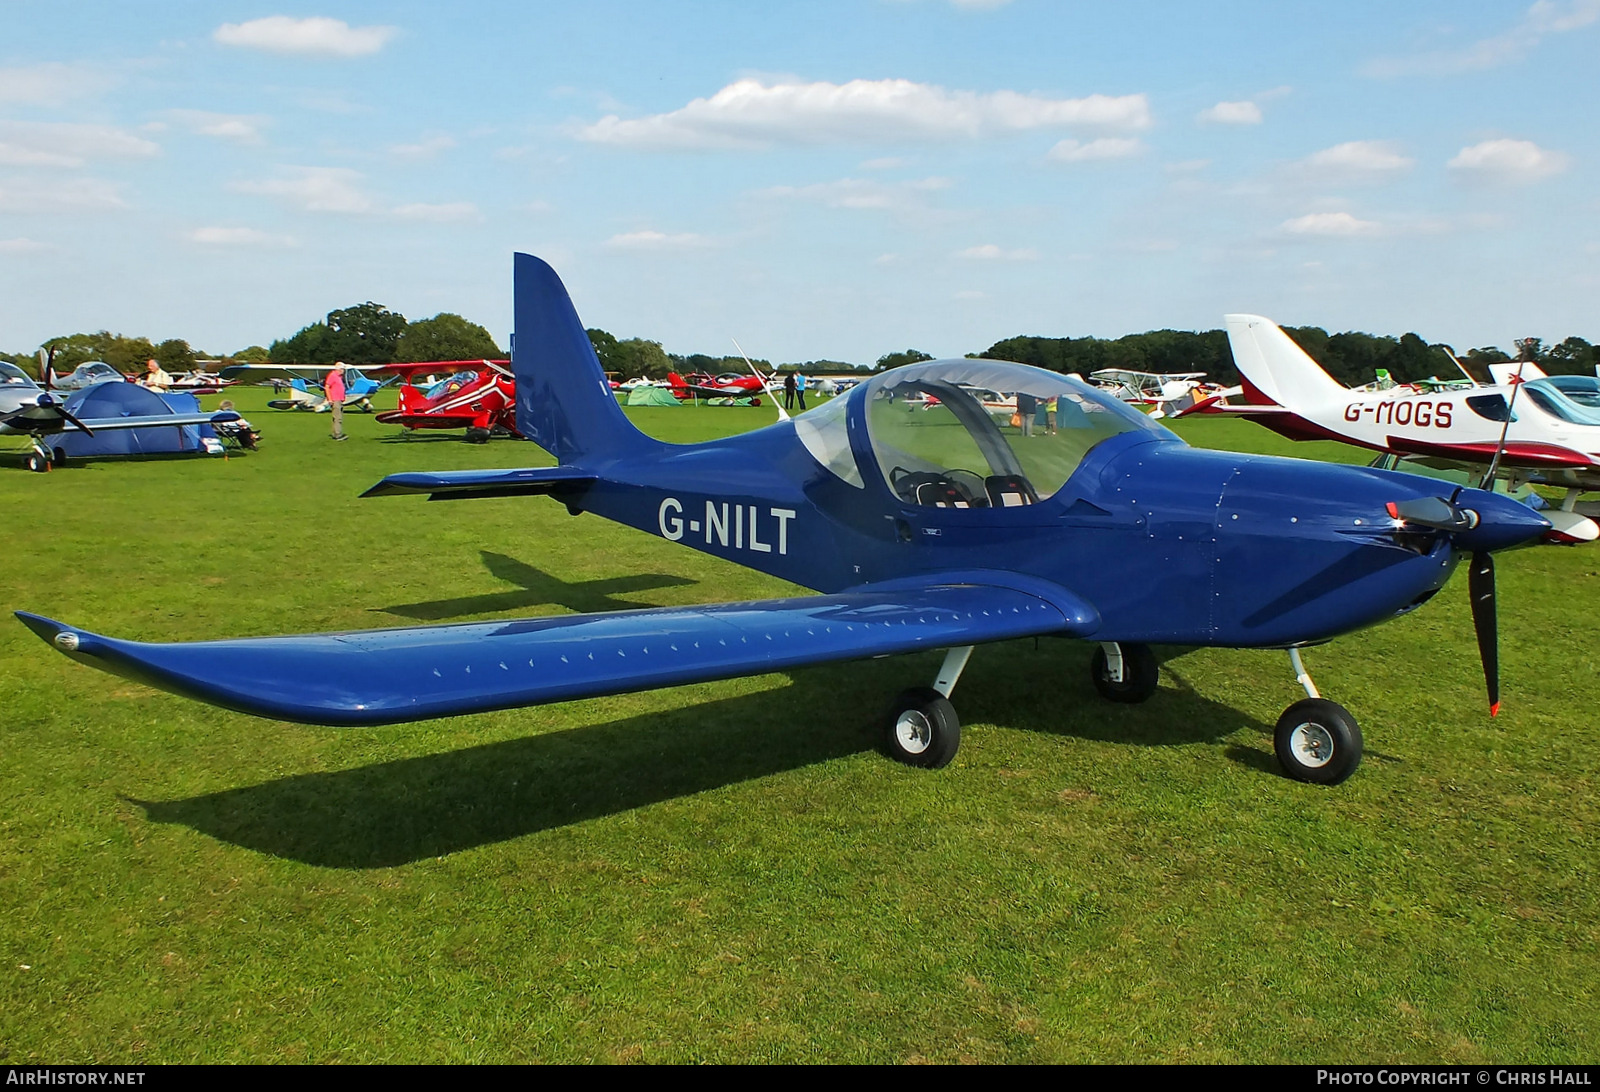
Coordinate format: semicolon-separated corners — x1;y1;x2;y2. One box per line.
1;387;1596;1063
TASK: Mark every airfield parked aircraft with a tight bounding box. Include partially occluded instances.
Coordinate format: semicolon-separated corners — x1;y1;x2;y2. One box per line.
1180;316;1600;543
219;363;387;412
375;360;518;441
0;361;238;472
19;255;1558;786
666;370;766;405
1089;368;1213;418
48;361;125;391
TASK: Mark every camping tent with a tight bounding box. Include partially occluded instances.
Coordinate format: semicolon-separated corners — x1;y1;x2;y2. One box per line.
55;383;217;458
626;386;679;406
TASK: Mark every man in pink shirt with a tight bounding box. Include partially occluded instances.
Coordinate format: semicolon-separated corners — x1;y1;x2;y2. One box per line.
325;361;348;441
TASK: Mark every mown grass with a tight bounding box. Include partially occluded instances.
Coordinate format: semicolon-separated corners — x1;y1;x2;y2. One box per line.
0;389;1595;1063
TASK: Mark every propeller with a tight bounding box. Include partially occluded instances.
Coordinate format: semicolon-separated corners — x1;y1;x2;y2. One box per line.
1387;494;1501;716
1468;550;1499;717
33;393;95;436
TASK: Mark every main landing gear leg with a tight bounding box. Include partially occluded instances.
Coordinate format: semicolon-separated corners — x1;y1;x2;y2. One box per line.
1090;641;1158;703
883;645;972;769
1274;647;1363;785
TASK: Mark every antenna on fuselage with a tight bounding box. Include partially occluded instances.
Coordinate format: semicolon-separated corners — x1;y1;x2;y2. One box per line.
733;338;789;423
1440;345;1479;388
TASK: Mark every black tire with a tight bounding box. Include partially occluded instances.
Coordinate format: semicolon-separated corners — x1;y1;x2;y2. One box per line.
464;426;491;444
883;686;960;769
50;446;67;466
1090;642;1159;703
25;453;47;473
1274;698;1363;785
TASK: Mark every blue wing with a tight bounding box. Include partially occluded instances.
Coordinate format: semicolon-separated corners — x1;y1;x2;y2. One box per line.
16;570;1099;727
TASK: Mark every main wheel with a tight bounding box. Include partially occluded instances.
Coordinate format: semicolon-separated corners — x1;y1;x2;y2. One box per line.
464;426;491;444
25;453;48;473
883;686;960;769
1090;642;1159;703
1274;698;1362;785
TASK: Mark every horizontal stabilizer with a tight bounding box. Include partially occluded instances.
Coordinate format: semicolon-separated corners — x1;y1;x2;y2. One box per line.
361;465;597;501
16;570;1099;727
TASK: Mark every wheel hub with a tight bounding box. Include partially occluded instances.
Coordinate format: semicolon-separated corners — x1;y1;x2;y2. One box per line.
1289;722;1335;768
894;709;932;754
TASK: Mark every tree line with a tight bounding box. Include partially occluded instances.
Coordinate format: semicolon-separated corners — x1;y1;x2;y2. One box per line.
6;302;1595;388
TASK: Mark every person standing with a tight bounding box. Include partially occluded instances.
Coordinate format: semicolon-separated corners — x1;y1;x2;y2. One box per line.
326;361;348;441
795;370;807;411
783;371;796;411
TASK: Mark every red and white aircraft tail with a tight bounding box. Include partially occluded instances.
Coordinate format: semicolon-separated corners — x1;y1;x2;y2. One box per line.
1223;314;1349;407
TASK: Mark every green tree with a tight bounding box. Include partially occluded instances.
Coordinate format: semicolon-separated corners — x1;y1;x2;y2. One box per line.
155;338;197;372
875;349;934;371
397;313;502;362
232;345;271;363
271;303;409;364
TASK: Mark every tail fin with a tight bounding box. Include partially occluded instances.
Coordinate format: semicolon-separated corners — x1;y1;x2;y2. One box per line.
514;253;654;462
1224;314;1349;407
1487;360;1547;385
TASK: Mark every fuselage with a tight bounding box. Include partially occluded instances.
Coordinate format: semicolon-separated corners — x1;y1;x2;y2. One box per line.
566;361;1543;650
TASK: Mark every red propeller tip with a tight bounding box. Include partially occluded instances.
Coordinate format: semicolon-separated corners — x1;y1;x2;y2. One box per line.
1385;501;1399;518
1489;701;1501;718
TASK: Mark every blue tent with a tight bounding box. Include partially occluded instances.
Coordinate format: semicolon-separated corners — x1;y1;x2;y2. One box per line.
55;383;217;458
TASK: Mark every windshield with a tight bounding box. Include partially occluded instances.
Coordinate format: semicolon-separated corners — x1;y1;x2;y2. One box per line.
864;359;1172;508
0;362;36;387
1521;379;1600;426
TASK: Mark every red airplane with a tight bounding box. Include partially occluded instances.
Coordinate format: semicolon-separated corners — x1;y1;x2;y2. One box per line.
374;360;517;442
666;370;767;405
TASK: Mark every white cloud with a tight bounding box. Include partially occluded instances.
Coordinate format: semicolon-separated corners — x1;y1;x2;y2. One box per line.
1447;138;1568;183
167;110;268;144
0;62;113;106
392;201;479;222
1304;140;1414;176
0;178;126;212
186;226;296;247
232;166;374;213
214;16;397;58
1047;137;1142;162
604;230;711;250
0;237;51;254
1198;100;1262;125
390;133;456;159
0;122;159;168
760;176;952;212
1367;0;1600;76
957;244;1039;261
1282;211;1382;236
860;156;907;170
578;78;1150;150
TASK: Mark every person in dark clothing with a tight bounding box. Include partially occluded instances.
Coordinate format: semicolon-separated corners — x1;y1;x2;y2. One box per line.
783;371;797;410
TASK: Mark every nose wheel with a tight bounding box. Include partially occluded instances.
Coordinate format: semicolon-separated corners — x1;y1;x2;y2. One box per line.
1274;649;1362;784
1090;642;1159;703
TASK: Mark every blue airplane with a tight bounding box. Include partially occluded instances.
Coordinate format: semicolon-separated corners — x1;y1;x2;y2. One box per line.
17;255;1556;785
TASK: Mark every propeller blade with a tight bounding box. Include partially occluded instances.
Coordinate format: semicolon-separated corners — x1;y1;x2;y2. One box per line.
1468;550;1499;716
55;405;95;436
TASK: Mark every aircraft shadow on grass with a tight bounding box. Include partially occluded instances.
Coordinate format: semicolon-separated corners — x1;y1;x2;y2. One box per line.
133;644;1272;869
378;551;698;620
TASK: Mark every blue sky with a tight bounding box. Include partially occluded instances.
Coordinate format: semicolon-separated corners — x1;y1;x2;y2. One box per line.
1;1;1595;363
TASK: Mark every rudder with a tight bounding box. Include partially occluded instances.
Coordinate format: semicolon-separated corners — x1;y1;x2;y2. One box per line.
514;253;654;462
1224;314;1349;407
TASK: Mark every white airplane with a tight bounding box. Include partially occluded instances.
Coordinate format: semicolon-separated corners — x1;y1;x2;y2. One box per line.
1089;368;1212;418
1182;315;1600;543
0;359;238;472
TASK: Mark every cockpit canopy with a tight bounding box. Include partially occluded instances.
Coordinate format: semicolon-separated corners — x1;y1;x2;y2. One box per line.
817;358;1173;508
0;362;38;388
